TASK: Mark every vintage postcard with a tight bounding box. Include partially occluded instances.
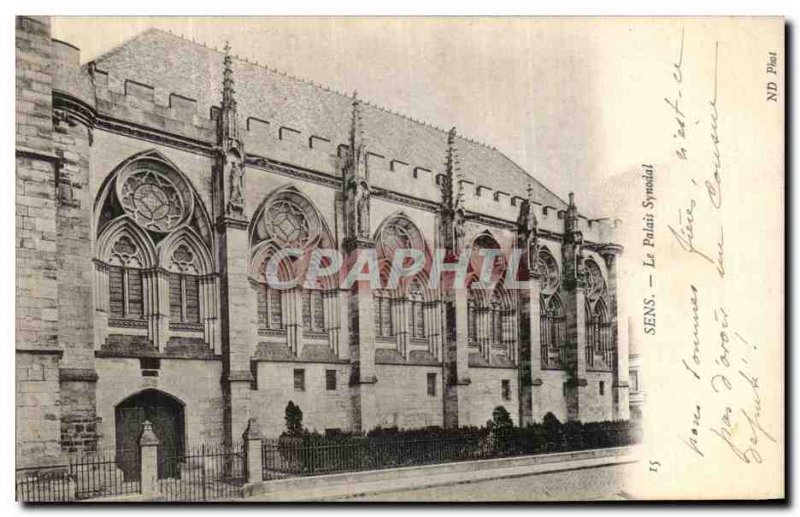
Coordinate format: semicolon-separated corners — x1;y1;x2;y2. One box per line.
14;16;784;502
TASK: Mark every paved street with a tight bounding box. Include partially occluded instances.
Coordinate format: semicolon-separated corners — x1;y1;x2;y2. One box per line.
338;462;637;502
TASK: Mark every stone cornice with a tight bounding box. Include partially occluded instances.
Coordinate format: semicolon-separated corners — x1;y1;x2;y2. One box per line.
95;114;213;156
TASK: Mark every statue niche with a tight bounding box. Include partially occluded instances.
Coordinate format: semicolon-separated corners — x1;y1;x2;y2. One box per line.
355;179;370;239
227;160;245;217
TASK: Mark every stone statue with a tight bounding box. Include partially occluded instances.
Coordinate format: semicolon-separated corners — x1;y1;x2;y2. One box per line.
526;219;540;274
517;184;540;275
453;208;465;253
227;160;245;216
355;179;370;238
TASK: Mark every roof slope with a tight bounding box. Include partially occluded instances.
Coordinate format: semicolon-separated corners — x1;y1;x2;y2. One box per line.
93;29;567;209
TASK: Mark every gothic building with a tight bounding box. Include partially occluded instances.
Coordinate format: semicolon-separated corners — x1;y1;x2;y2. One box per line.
16;17;629;466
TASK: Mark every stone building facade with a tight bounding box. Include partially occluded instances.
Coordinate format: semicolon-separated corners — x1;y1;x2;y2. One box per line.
16;17;629;467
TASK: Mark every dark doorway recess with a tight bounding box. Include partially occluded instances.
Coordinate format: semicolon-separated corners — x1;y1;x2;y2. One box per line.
115;389;185;480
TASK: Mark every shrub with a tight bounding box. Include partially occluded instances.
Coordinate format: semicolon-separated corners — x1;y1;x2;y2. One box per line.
270;414;641;476
284;401;303;436
542;412;565;451
492;406;514;430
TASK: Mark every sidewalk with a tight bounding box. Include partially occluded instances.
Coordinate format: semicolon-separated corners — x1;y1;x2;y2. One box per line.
243;445;641;502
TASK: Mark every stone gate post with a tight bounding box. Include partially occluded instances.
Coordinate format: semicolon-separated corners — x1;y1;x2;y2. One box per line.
139;420;159;496
242;417;263;484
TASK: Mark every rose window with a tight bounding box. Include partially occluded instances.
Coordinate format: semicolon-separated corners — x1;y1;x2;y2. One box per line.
119;169;186;232
265;200;310;244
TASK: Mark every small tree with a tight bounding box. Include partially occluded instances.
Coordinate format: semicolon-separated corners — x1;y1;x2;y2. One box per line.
542;411;561;428
542;411;563;451
284;401;303;436
489;406;513;452
492;405;514;430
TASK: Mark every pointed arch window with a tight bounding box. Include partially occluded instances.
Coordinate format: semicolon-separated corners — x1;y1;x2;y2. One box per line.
408;283;426;339
95;152;217;352
467;298;478;344
541;294;566;369
258;286;284;331
491;300;504;345
257;251;297;334
108;235;145;322
302;289;325;333
168;244;201;326
586;299;612;370
374;290;395;339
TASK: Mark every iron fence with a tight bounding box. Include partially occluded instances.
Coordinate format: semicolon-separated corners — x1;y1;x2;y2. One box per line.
16;467;74;503
70;449;141;499
157;442;246;502
262;422;641;481
16;449;141;503
262;433;502;480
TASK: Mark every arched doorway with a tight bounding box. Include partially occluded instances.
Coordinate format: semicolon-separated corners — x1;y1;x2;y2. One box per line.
115;389;185;480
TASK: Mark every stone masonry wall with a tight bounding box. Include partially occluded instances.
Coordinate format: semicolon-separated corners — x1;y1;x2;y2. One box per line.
374;364;444;429
253;361;353;437
16;16;62;466
16;352;62;466
465;367;519;427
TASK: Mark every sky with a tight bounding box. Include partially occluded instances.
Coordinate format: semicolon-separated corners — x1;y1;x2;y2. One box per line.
50;16;667;219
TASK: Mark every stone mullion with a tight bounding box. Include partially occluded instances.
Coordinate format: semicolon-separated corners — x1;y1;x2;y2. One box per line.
396;297;409;359
285;288;300;356
477;305;491;363
147;269;170;352
180;274;188;322
122;267;131;318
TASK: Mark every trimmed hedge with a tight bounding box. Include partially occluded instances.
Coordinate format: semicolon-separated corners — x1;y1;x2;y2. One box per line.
266;412;641;476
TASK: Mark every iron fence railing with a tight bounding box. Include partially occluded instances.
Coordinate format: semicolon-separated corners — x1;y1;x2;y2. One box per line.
16;467;74;503
262;422;641;481
262;434;497;479
17;443;246;502
157;442;246;502
16;449;141;503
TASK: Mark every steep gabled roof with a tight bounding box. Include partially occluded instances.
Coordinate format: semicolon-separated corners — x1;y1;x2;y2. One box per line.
93;29;567;210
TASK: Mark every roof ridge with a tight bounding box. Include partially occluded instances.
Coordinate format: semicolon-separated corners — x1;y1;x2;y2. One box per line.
95;28;568;208
88;27;165;66
144;28;504;155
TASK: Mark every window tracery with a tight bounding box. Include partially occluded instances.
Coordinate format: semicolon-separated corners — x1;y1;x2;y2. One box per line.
118;168;190;233
106;235;145;322
265;199;311;245
541;294;566;368
95;151;215;350
168;244;202;326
